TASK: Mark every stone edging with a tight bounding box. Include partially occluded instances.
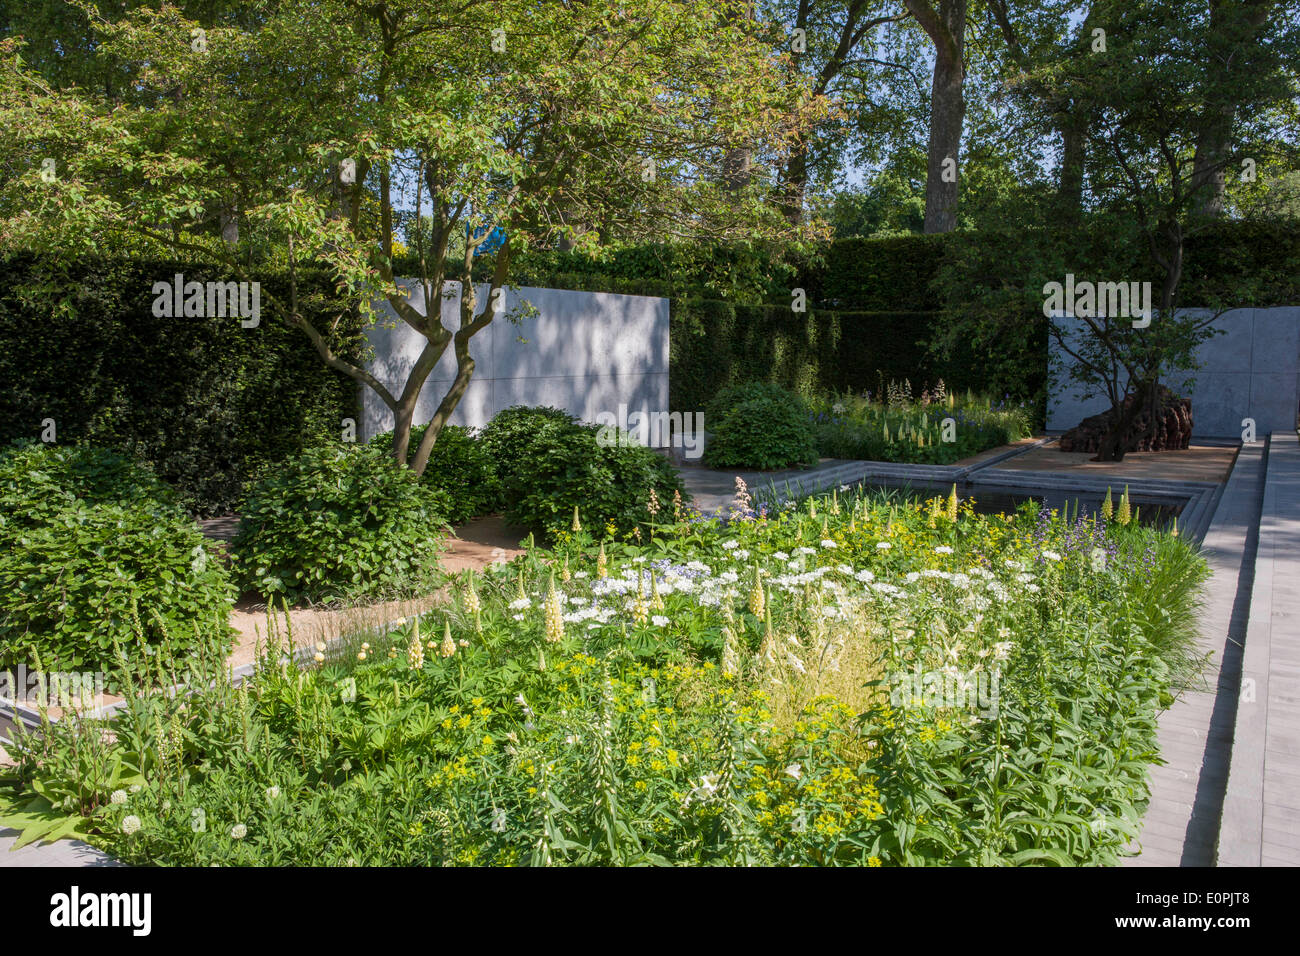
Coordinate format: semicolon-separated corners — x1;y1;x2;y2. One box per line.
1218;430;1298;866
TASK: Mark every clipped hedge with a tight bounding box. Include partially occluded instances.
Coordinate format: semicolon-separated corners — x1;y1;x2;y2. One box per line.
481;221;1300;312
670;300;972;414
0;254;365;516
0;442;235;681
472;222;1299;425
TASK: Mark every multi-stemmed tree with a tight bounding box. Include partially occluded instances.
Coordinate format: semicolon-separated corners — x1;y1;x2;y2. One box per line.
0;0;821;474
936;0;1299;460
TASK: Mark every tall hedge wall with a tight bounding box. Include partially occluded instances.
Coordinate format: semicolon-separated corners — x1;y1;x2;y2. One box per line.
488;220;1300;311
0;255;364;515
479;220;1298;423
668;300;1044;414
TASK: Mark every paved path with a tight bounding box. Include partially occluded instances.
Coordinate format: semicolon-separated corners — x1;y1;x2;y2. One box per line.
1220;431;1300;865
1121;442;1264;866
0;829;119;867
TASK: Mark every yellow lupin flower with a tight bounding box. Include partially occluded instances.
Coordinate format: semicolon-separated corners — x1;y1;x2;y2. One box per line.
632;584;649;625
748;572;766;618
544;574;564;643
561;556;572;583
1101;487;1114;520
947;484;959;522
597;542;608;578
408;618;425;670
571;506;582;533
1117;486;1132;526
463;575;481;614
650;572;664;611
439;619;456;658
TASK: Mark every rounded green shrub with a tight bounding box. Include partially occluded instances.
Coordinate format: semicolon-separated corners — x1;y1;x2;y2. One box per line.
369;423;499;523
703;382;801;428
478;405;579;476
502;423;688;537
0;442;234;681
232;444;450;603
702;392;818;471
0;439;179;525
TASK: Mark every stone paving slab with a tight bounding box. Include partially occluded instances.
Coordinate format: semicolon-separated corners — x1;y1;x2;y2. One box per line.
1220;431;1300;866
1123;440;1265;866
997;443;1239;483
0;828;119;867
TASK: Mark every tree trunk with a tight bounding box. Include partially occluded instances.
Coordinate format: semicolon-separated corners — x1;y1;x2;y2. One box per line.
392;401;416;467
907;0;967;234
1190;0;1271;218
219;205;239;246
721;147;754;192
1057;108;1088;214
720;0;755;193
1093;377;1160;463
781;136;809;225
1190;103;1234;218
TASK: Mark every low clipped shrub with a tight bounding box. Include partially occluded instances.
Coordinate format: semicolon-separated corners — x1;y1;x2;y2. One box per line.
500;422;687;537
0;442;234;682
702;390;818;471
369;424;500;523
478;405;578;476
232;444;451;603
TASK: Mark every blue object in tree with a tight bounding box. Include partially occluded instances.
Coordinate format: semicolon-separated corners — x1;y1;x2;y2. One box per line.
469;224;507;256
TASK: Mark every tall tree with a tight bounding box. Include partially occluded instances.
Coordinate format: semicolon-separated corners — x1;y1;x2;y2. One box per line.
1188;0;1279;218
903;0;967;233
984;0;1097;215
1046;0;1297;459
0;0;818;474
763;0;912;222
